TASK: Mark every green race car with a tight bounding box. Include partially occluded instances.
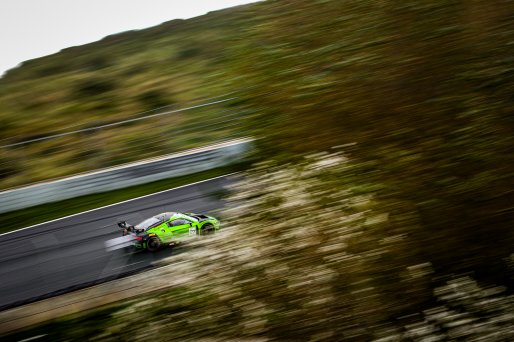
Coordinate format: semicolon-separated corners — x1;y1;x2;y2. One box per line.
117;212;220;252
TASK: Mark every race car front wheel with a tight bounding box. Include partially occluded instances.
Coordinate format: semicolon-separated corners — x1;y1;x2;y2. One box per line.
146;236;161;252
200;224;215;235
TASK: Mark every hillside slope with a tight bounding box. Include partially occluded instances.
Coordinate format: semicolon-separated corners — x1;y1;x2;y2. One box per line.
0;3;263;188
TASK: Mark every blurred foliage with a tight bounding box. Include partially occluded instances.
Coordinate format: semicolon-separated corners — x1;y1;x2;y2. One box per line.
223;0;514;285
74;78;117;97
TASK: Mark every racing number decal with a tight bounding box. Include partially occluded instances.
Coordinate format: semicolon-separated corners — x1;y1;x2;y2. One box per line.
189;227;196;236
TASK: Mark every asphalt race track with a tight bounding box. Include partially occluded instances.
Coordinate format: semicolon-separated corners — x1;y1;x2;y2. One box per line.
0;176;232;310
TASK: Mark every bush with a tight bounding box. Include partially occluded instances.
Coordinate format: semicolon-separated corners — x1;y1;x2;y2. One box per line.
75;78;117;97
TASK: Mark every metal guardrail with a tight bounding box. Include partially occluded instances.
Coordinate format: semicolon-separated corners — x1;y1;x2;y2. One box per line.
0;138;253;214
0;94;255;190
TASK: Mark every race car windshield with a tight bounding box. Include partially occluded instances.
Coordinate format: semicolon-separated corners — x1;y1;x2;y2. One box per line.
135;217;161;230
183;214;196;220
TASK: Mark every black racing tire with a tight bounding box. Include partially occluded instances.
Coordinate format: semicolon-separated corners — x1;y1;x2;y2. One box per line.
200;223;215;236
146;236;161;252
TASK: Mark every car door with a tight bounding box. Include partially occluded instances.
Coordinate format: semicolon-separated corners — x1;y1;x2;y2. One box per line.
157;223;173;243
167;219;193;239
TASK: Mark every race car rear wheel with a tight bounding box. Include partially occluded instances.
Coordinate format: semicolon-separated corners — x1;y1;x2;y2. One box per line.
200;224;215;235
146;236;161;252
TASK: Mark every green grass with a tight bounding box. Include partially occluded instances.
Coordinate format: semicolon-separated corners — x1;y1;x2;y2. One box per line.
0;164;247;234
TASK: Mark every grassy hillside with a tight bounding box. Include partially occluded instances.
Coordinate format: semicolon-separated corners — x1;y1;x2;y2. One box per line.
0;3;263;189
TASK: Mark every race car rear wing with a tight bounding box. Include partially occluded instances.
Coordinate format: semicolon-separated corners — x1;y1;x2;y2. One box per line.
117;221;133;229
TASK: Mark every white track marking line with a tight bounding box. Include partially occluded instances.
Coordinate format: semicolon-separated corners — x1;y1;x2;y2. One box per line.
0;173;237;237
113;261;145;270
19;335;48;342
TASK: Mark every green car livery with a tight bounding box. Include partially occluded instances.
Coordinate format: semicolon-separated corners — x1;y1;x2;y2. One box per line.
118;212;219;252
